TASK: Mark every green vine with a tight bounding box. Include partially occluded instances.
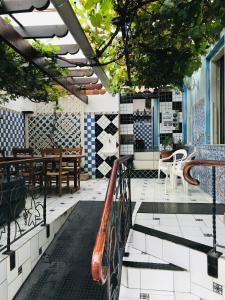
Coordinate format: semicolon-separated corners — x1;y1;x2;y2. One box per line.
72;0;225;92
0;40;66;105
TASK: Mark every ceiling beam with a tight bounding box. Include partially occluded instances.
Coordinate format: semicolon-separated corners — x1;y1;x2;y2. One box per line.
80;89;106;95
67;68;94;77
15;25;68;39
72;77;99;85
55;44;79;55
81;83;102;90
52;0;110;89
0;17;88;103
56;58;88;68
0;0;50;14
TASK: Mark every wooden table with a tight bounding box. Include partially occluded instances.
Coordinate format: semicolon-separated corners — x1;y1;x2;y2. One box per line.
2;154;85;192
35;154;85;192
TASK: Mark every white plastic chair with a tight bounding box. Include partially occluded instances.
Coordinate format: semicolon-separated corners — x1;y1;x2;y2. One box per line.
158;149;187;194
171;151;196;194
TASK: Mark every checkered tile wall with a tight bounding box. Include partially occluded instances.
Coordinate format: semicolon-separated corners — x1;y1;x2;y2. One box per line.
159;91;183;147
95;114;119;178
83;113;96;178
0;109;25;155
28;113;81;154
133;112;152;150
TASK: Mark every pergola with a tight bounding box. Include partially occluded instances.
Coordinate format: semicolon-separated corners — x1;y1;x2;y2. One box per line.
0;0;110;104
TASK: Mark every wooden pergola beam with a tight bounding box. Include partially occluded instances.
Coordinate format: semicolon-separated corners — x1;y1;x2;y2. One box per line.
80;89;106;95
0;0;50;14
81;83;102;90
15;25;68;39
0;16;88;103
55;44;79;55
56;58;88;68
52;0;109;89
67;68;94;77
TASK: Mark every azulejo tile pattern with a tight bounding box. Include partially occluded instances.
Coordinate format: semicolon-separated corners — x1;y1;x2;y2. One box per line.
190;98;205;145
134;112;152;150
83;113;96;178
28;113;81;154
186;145;225;203
120;92;183;156
0;109;24;155
95;113;119;178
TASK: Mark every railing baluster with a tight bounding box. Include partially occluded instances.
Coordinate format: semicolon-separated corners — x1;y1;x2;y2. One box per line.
43;161;47;225
212;166;217;252
6;164;11;252
92;155;133;299
183;160;225;278
127;159;132;228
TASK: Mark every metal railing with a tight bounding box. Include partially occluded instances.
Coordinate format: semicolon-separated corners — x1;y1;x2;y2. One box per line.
0;158;47;260
92;155;133;300
183;160;225;278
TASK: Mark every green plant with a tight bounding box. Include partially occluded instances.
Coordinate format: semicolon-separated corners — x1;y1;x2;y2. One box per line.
0;41;66;104
162;136;173;150
73;0;225;92
174;139;184;150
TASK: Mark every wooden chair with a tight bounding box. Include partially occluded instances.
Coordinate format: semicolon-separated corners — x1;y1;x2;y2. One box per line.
0;148;5;158
158;149;187;194
12;147;43;190
62;147;83;191
41;148;70;196
0;148;6;181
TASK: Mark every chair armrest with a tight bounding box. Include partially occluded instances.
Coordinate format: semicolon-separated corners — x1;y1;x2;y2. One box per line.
160;154;174;162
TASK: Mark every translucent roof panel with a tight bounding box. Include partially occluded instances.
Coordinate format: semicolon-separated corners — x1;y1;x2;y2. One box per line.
11;11;64;26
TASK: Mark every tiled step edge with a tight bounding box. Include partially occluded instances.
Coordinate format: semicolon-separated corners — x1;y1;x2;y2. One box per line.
123;261;186;271
133;224;217;254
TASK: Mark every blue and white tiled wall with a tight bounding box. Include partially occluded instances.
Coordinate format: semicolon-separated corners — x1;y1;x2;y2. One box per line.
120;94;134;155
0;108;25;155
28;113;81;154
83;112;119;178
186;145;225;203
83;113;96;178
133;112;152;150
184;35;225;202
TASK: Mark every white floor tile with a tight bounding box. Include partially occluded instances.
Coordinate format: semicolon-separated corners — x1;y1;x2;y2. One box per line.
141;269;174;291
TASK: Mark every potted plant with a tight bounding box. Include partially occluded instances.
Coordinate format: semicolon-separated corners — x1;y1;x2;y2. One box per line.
161;136;173;158
173;139;184;151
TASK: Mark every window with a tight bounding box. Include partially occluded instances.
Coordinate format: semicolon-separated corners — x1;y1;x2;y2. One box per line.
218;55;225;143
211;48;225;144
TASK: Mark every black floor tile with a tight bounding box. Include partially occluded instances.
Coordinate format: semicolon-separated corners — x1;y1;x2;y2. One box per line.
138;202;225;215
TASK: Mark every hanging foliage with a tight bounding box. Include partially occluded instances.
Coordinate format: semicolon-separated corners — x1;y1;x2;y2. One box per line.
72;0;225;91
0;40;66;104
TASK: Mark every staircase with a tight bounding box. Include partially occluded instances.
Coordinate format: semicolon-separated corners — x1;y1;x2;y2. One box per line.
119;208;225;300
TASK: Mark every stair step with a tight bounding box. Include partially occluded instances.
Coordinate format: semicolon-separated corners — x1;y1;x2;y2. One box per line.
121;261;190;292
129;224;225;299
133;224;213;254
123;261;186;271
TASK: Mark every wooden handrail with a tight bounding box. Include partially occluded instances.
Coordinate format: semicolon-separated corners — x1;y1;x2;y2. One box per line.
183;160;225;185
91;155;132;284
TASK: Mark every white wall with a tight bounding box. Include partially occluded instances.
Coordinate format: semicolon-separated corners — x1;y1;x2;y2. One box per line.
85;93;119;113
133;99;146;112
0;92;119;114
0;97;34;112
